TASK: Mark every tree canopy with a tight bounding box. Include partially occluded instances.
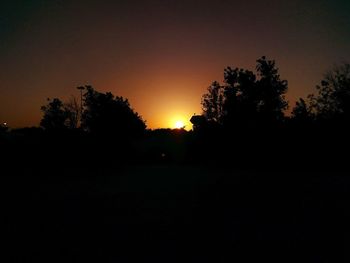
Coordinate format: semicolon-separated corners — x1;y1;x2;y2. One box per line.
292;62;350;124
201;56;288;128
82;86;146;137
40;86;146;138
311;63;350;121
40;98;68;131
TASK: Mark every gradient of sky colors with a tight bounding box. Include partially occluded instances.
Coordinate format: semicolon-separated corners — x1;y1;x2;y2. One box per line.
1;0;350;129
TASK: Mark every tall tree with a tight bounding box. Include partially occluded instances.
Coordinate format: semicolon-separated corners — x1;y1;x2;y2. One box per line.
200;57;288;128
255;56;288;122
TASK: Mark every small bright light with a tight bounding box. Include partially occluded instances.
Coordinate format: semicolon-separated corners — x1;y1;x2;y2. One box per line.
174;120;184;129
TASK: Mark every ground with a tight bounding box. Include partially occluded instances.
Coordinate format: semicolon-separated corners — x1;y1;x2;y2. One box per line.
3;165;350;262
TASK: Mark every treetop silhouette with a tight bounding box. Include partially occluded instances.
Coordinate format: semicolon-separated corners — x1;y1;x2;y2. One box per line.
292;62;350;124
40;98;69;131
82;86;146;137
199;56;288;129
40;86;146;138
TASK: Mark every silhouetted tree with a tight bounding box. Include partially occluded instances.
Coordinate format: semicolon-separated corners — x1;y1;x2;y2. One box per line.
255;56;288;122
201;81;225;124
309;63;350;121
200;56;288;128
64;96;80;129
40;98;69;131
291;98;314;124
40;97;81;131
82;86;146;137
223;67;258;126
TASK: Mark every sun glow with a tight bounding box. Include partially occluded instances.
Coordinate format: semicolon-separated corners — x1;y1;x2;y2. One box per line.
166;113;193;130
174;120;185;129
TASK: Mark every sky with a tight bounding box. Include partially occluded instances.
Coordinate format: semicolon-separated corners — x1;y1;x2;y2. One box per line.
1;0;350;129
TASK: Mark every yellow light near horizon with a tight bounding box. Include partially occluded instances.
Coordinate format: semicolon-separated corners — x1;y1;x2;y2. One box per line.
174;120;185;129
166;114;193;130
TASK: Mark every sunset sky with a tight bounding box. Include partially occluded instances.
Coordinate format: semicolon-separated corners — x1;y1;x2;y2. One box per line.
1;0;350;129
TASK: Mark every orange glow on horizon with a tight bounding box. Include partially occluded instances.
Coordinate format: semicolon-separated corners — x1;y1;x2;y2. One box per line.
174;120;185;129
166;113;193;130
0;1;345;129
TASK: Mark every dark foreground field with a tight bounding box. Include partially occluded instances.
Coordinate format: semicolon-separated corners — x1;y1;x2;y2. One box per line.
3;165;350;262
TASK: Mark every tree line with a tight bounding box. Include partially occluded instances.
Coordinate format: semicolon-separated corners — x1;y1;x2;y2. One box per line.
1;56;349;169
30;56;350;137
39;85;146;138
196;56;350;130
185;57;350;169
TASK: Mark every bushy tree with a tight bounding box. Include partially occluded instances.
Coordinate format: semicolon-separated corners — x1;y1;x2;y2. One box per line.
40;98;68;131
223;67;258;125
82;86;146;137
255;56;288;122
201;56;288;128
291;98;314;124
292;62;350;124
40;97;80;131
201;81;225;124
310;63;350;121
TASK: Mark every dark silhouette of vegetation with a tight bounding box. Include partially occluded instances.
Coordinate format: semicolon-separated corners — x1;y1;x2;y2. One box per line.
40;86;146;138
291;98;314;124
291;63;350;123
40;98;69;131
312;63;350;122
201;81;225;124
33;58;350;170
82;86;146;137
201;56;288;129
3;57;350;263
189;58;350;171
0;56;335;176
40;97;80;131
64;96;80;129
